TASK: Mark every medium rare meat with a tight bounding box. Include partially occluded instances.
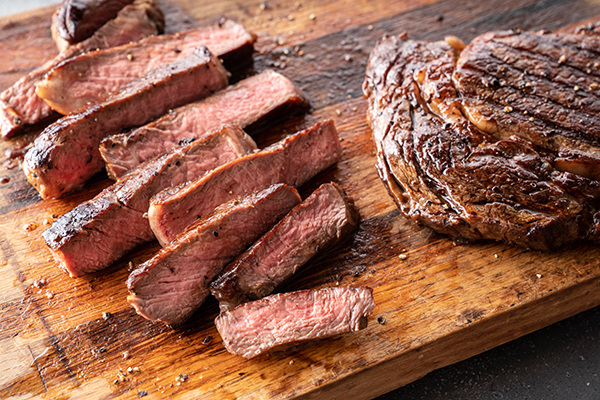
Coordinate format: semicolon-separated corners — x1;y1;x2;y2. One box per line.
42;126;255;278
211;182;359;312
0;0;164;138
148;119;341;246
37;18;254;115
215;286;375;359
23;47;228;200
127;184;302;325
52;0;135;47
100;70;310;179
363;28;600;250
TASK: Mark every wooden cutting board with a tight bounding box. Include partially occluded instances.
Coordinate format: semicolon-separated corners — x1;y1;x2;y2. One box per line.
2;0;600;398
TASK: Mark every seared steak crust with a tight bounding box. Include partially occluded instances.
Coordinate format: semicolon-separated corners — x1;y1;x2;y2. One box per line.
100;70;310;179
42;126;255;277
148;120;341;246
215;286;375;359
127;184;302;325
210;182;359;312
37;18;254;115
363;29;600;250
23;47;228;199
0;0;164;138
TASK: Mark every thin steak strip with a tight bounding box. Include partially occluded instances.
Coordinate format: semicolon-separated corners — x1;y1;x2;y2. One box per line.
211;182;359;312
0;0;164;138
100;70;309;179
42;126;255;278
127;183;302;325
37;18;254;115
215;286;375;359
148;119;341;246
23;46;228;200
52;0;135;47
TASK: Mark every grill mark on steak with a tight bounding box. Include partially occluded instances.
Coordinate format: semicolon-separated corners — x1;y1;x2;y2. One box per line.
99;70;310;179
42;126;255;277
364;29;600;250
147;119;341;246
214;286;375;359
52;0;136;45
0;0;164;138
23;47;229;200
210;182;359;312
126;183;302;325
36;18;255;115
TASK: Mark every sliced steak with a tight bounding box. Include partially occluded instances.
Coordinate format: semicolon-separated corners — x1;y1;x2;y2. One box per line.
23;47;228;200
363;30;600;250
101;70;309;179
52;0;135;46
127;183;302;325
0;0;164;138
42;126;255;277
148;119;341;246
215;286;375;359
211;182;359;312
37;18;254;115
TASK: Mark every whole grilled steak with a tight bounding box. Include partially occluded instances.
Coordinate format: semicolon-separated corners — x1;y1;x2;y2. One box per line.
363;27;600;251
37;18;254;115
211;182;359;312
101;70;309;179
148;120;341;246
0;0;164;138
23;47;228;200
42;126;255;277
52;0;135;46
215;286;375;359
127;184;302;325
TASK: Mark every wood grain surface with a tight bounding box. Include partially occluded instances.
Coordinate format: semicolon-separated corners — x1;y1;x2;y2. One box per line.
1;0;600;399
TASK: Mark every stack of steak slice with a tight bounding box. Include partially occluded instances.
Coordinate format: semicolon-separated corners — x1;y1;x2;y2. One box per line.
100;69;310;178
127;184;302;326
211;182;359;312
43;126;255;277
23;46;229;199
0;0;165;138
148;119;341;246
215;286;375;359
363;25;600;250
36;18;255;115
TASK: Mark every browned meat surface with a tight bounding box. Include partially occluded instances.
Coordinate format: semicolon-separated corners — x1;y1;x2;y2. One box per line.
23;47;228;200
215;286;375;359
0;0;164;138
37;18;254;115
52;0;135;46
42;126;255;278
211;182;359;312
100;70;309;179
127;184;302;325
148;120;341;246
363;26;600;250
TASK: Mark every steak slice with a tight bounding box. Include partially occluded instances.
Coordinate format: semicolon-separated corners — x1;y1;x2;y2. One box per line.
42;125;255;277
363;31;600;250
215;286;375;359
148;119;341;246
52;0;135;47
210;182;359;312
127;183;302;325
23;47;228;200
100;70;310;179
37;18;254;115
0;0;164;138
